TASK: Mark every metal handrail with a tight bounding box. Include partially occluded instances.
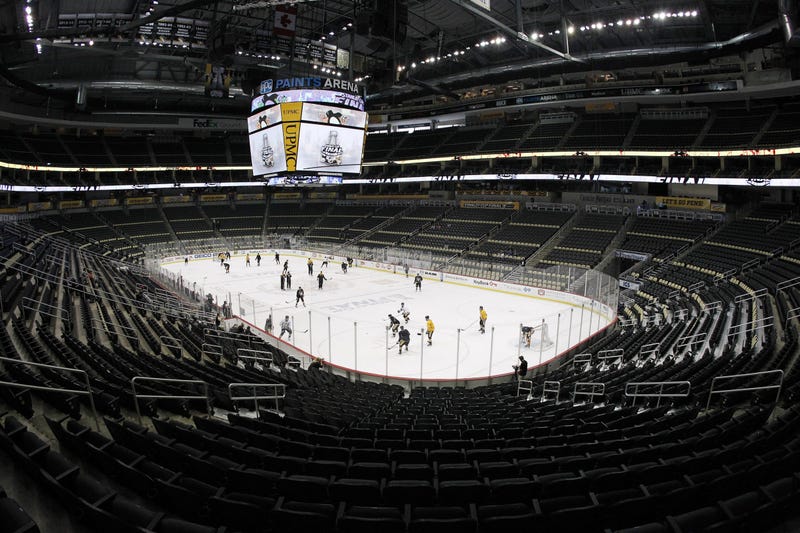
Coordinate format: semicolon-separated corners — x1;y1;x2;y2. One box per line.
541;380;560;402
675;332;707;351
160;336;183;354
516;379;534;398
0;356;100;430
597;348;623;361
202;343;223;360
705;369;784;411
735;288;768;303
228;382;286;413
639;342;660;359
728;315;774;334
21;297;61;320
131;376;210;423
777;276;800;292
625;380;691;407
236;348;274;366
573;381;605;403
571;353;592;369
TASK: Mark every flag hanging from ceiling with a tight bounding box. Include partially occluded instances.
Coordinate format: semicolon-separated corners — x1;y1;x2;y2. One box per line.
274;5;297;37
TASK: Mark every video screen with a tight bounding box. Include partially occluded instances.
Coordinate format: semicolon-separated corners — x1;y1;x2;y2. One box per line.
248;123;287;175
251;89;365;113
248;102;367;177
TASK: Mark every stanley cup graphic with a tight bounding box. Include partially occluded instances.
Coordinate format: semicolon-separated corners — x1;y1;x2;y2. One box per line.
261;134;274;167
320;130;343;166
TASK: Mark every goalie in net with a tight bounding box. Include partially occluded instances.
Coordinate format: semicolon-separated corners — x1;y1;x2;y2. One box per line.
521;323;553;349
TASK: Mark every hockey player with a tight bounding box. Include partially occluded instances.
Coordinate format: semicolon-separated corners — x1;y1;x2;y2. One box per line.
404;263;409;278
295;287;305;307
218;252;225;266
264;314;273;333
321;259;329;268
307;258;314;275
185;257;189;266
398;303;410;324
283;260;289;273
479;306;487;334
275;251;280;264
279;315;292;339
224;262;230;274
256;253;261;266
341;261;348;274
280;272;286;291
521;325;533;348
388;314;400;336
425;316;435;346
398;326;410;354
245;253;251;267
286;271;292;289
317;271;327;289
414;273;423;292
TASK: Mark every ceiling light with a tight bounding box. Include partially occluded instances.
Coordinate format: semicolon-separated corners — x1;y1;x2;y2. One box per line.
567;26;574;34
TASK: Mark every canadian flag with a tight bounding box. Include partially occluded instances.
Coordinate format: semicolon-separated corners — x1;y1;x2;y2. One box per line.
273;5;297;37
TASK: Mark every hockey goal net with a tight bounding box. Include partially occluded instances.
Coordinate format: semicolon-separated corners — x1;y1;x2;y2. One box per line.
521;323;554;349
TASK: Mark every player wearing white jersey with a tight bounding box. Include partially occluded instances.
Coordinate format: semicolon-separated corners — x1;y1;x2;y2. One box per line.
397;302;411;324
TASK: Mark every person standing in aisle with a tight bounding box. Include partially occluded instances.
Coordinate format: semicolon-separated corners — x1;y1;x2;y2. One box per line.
398;326;410;354
295;286;305;307
425;316;435;346
307;258;314;275
414;273;423;292
317;271;327;289
479;306;487;334
279;315;292;339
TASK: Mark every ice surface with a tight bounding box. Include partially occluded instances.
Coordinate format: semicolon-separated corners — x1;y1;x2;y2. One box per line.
163;251;611;380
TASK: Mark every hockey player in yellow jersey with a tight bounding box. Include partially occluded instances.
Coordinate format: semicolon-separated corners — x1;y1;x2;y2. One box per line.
479;306;487;334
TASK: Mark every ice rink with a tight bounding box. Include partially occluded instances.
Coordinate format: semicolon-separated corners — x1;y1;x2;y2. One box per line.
163;251;612;380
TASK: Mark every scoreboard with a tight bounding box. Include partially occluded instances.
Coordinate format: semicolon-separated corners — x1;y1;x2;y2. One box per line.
247;76;367;179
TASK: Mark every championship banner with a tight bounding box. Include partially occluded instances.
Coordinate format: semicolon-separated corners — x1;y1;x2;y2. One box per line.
273;192;302;199
126;197;153;205
162;195;192;204
59;200;84;209
236;193;265;201
308;192;337;199
458;200;520;210
27;201;53;212
204;63;232;99
90;198;118;207
656;196;711;210
200;194;227;202
0;206;25;214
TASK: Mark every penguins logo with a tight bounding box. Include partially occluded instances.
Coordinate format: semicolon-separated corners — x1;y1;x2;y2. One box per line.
257;114;270;129
746;178;771;187
323;110;345;125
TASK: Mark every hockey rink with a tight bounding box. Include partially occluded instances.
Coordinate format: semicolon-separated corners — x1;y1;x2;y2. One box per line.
162;251;613;380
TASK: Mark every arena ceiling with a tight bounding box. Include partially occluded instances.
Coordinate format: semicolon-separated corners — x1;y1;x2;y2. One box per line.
0;0;791;115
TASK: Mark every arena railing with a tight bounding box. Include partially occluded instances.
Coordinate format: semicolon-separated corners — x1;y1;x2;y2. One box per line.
516;379;534;398
705;369;783;411
626;380;692;407
573;382;605;403
227;383;286;414
541;380;561;401
131;376;210;423
0;356;100;430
